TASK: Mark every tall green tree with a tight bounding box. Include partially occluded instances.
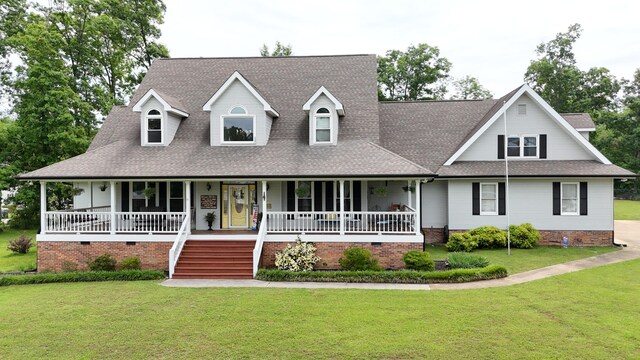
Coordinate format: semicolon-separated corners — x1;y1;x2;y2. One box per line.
450;76;493;100
377;43;452;101
260;41;292;57
524;24;620;113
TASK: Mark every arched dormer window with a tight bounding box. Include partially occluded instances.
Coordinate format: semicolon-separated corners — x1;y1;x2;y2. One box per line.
314;107;331;143
221;105;255;144
146;109;162;144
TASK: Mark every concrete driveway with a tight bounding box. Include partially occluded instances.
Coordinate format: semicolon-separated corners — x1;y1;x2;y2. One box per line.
615;220;640;249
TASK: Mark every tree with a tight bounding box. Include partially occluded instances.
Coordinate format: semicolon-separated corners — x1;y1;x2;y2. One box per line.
524;24;620;113
450;76;493;100
377;43;452;101
260;41;292;57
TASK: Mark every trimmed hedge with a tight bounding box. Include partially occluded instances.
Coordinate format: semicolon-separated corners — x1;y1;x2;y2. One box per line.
256;265;508;284
403;250;435;271
0;270;166;287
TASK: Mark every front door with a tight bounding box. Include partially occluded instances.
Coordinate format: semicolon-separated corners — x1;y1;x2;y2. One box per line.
228;184;249;228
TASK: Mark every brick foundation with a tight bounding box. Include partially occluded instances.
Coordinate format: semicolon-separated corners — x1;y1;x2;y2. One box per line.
449;229;613;246
261;241;422;270
422;227;445;244
37;241;172;272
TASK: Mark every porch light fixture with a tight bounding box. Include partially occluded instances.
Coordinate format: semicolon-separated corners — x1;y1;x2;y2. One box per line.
206;182;212;191
99;182;108;192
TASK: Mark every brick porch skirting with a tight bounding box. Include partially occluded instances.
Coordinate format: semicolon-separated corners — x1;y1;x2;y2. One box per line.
448;229;613;247
261;241;422;270
37;241;172;272
422;227;445;244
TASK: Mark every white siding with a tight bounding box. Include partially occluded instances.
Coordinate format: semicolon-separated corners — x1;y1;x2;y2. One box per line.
164;113;182;144
308;94;339;146
194;181;221;230
366;180;414;211
267;181;283;212
458;94;597;161
209;80;272;146
72;182;111;209
579;131;590;141
421;180;447;227
447;178;613;231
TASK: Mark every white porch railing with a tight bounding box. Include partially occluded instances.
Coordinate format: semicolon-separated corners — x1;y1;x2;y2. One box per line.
168;216;189;278
59;205;111;213
43;211;187;234
266;210;416;234
253;217;267;277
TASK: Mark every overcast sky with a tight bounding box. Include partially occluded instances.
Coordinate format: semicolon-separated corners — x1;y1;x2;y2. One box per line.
159;0;639;97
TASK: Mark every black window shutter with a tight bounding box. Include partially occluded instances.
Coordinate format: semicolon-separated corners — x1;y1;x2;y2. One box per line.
121;182;129;212
497;135;505;159
552;182;561;215
472;182;480;215
158;182;167;211
286;181;295;211
539;134;547;159
353;181;362;211
498;182;506;215
580;182;588;215
313;181;322;211
325;182;334;211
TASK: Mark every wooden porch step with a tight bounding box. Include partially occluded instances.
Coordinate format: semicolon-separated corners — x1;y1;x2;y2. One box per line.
172;273;253;279
172;239;255;280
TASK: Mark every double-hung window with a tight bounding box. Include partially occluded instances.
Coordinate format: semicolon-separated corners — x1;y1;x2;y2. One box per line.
561;183;579;215
146;110;162;144
296;181;312;212
507;135;538;158
314;108;331;143
480;183;498;215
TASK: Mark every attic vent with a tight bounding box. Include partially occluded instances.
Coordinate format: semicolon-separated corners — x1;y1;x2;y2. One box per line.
517;104;527;115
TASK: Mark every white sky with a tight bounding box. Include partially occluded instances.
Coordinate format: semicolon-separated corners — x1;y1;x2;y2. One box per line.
160;0;640;97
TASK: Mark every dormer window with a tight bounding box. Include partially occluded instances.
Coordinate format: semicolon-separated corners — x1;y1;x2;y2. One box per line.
221;105;255;144
146;110;162;144
314;108;332;143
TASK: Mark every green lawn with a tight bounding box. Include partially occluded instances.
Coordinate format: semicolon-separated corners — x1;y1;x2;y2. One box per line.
615;199;640;220
426;245;619;274
0;260;638;359
0;228;37;273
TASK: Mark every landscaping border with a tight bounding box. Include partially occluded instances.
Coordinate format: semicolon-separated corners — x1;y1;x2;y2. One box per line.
255;265;507;284
0;270;166;286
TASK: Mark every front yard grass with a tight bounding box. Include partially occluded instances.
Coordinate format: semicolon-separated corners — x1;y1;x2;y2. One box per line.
615;199;640;220
0;259;638;359
426;245;619;274
0;228;37;273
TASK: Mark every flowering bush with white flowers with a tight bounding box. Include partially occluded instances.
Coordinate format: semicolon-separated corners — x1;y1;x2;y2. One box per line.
274;236;320;272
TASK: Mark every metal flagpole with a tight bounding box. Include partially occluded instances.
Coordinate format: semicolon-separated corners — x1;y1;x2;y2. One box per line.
503;102;511;256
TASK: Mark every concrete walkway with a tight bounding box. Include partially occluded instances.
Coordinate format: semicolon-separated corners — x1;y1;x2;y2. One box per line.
161;221;640;291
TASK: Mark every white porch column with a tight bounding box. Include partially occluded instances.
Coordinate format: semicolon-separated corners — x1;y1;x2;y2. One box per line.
185;181;191;235
261;181;267;228
40;181;47;234
339;180;345;235
407;180;412;208
414;180;421;236
110;181;116;234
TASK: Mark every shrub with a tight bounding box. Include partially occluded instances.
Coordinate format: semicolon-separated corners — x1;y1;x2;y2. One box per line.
0;270;166;286
509;223;541;249
274;237;320;271
87;254;117;272
7;233;33;254
119;257;141;270
61;261;79;273
446;233;478;252
447;252;490;269
403;251;435;271
339;247;382;271
468;226;507;249
256;265;508;284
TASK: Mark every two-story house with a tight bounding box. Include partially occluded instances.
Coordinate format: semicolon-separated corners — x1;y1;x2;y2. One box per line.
21;55;635;278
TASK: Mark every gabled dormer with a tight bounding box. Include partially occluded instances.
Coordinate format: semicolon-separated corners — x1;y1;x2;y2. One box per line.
203;71;278;146
303;86;344;146
132;89;189;146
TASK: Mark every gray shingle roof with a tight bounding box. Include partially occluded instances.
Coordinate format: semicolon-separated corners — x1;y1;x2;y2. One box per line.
153;89;188;114
437;161;636;177
560;113;596;129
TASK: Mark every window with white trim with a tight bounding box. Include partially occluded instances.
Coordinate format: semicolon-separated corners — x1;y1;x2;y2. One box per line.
561;182;579;215
507;135;538;158
314;108;331;143
146;110;162;144
222;106;255;143
296;181;312;212
480;183;498;215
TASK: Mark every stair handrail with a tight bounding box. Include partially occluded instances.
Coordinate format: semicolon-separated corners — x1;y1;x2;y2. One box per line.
169;215;189;278
253;217;267;277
